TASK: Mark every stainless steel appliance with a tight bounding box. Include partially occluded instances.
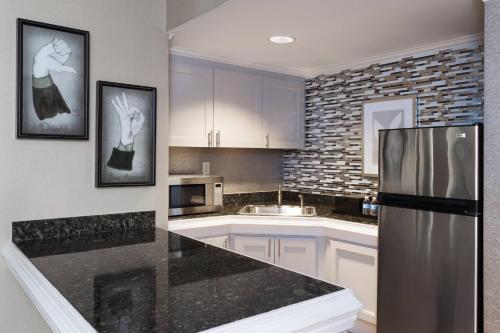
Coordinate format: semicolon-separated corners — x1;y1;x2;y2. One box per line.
168;175;223;216
377;124;482;333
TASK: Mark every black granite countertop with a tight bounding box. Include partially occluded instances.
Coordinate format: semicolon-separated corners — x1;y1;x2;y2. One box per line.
15;227;343;333
169;203;377;224
170;191;378;225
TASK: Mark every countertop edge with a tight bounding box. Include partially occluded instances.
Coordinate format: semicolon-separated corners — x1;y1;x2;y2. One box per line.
168;215;378;248
2;242;98;333
3;240;362;333
201;289;362;333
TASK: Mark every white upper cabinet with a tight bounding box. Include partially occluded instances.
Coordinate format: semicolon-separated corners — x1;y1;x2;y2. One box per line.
213;69;263;148
263;78;305;149
169;62;213;147
169;56;304;149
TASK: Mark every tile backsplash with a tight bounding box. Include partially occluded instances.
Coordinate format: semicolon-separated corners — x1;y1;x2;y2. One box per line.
284;42;484;196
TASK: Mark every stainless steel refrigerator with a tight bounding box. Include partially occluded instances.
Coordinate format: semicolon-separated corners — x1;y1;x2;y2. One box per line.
377;124;482;333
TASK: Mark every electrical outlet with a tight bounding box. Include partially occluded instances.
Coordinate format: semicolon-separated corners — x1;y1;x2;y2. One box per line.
202;162;210;175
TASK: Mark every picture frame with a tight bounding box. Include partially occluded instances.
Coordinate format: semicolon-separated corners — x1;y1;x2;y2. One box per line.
96;81;156;187
362;96;416;177
94;268;156;332
17;18;89;139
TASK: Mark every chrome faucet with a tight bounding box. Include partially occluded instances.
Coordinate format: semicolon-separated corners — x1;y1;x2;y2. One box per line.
298;194;304;208
277;185;282;206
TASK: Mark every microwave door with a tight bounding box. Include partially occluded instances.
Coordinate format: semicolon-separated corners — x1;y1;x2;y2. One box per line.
169;184;212;216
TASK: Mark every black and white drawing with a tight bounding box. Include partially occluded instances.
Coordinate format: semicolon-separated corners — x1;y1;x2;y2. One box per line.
17;19;89;139
362;96;415;177
96;81;156;187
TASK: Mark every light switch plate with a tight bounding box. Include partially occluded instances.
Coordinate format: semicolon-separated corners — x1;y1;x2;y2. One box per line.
202;162;210;175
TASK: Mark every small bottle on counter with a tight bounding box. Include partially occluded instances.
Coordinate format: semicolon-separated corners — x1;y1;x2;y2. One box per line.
362;196;371;215
370;197;380;217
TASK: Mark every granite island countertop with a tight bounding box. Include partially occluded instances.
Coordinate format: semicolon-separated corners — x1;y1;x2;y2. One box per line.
8;226;361;333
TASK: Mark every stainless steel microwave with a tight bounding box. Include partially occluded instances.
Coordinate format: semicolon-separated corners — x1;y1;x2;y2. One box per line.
168;175;223;216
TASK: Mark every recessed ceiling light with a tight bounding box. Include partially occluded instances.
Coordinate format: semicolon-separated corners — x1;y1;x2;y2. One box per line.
269;35;295;44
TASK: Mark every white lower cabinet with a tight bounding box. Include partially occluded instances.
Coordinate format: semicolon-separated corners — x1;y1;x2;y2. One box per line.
201;235;229;250
205;233;377;332
275;237;317;277
330;240;378;328
233;235;275;263
232;235;317;276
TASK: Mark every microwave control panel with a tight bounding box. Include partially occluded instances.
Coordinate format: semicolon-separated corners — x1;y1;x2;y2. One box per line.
213;183;223;206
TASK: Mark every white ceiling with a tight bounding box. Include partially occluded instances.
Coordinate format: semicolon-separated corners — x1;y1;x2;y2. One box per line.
169;0;484;78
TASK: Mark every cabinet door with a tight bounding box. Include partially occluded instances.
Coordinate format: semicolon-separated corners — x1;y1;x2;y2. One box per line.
275;237;317;277
200;236;228;250
213;69;263;148
263;78;304;149
170;62;214;147
330;240;378;325
232;235;274;263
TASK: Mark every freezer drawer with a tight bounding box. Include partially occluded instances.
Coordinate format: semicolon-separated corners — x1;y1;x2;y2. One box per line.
379;125;480;201
377;206;478;333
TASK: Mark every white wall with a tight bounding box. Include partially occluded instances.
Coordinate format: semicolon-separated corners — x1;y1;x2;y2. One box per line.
484;1;500;331
0;0;170;331
166;0;230;30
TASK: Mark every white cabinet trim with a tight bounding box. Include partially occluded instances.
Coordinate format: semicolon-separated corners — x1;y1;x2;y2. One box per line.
202;289;362;333
2;243;98;333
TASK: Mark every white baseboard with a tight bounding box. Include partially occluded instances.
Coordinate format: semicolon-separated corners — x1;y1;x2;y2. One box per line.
349;319;377;333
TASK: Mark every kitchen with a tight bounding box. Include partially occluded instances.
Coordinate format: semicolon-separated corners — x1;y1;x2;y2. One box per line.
0;0;498;333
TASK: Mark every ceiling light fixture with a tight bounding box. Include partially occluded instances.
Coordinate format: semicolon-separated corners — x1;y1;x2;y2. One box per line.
269;35;295;44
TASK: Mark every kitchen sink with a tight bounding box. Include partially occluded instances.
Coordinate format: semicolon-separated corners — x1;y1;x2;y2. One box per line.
238;205;317;217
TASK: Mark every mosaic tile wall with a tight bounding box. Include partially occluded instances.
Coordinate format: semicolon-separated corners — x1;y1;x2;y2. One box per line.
283;43;484;196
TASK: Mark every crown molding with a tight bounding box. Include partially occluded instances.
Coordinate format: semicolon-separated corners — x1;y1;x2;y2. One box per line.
169;47;308;77
170;33;483;79
304;33;484;78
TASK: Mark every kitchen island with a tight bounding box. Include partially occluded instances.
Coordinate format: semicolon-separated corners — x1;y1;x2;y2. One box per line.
4;218;361;333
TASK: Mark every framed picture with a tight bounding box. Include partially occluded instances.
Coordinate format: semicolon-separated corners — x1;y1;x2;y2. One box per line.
94;268;155;332
17;18;89;139
362;96;415;177
96;81;156;187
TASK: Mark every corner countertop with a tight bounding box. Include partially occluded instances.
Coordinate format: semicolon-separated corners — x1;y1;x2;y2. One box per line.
170;202;378;225
8;227;361;333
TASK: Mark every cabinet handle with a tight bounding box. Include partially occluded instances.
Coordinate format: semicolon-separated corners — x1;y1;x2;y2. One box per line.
216;130;221;147
208;131;212;147
278;239;281;257
266;133;269;148
223;239;227;249
268;238;271;258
